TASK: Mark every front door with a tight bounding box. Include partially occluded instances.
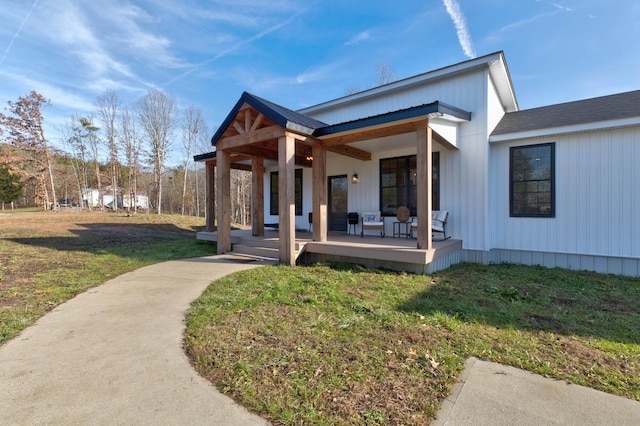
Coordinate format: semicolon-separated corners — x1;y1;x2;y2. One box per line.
328;175;348;231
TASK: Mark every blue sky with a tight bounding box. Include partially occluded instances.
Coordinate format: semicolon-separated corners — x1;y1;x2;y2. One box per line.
1;0;638;164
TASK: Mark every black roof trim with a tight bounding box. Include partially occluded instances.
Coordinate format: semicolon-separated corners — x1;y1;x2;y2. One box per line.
313;101;471;137
193;151;216;162
211;92;328;146
492;89;640;136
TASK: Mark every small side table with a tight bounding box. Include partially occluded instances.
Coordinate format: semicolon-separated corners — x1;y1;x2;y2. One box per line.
393;221;411;238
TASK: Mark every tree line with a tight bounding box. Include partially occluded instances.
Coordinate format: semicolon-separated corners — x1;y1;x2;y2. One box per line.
0;88;252;221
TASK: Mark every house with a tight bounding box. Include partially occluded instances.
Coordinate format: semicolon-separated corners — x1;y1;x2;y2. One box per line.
82;188;149;210
195;51;640;277
122;192;149;210
82;188;102;208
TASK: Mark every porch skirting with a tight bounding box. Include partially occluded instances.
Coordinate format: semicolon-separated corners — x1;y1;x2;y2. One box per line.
300;247;465;274
489;248;640;278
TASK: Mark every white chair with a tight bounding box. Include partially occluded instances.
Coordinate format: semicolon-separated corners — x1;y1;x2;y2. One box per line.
361;211;385;237
410;210;449;241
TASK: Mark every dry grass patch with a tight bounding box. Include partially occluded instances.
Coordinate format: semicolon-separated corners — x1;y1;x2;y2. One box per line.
0;210;214;344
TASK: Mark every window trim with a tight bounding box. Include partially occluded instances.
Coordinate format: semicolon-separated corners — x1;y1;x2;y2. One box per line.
270;169;303;216
509;142;555;218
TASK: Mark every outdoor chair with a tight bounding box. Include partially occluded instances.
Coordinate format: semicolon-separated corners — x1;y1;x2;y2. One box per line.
410;210;449;241
361;211;385;237
347;212;359;235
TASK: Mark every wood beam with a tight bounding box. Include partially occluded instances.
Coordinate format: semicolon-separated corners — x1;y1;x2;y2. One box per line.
312;143;327;242
320;121;428;146
245;110;252;133
251;156;264;237
216;149;232;254
232;120;245;134
229;143;313;167
327;144;371;161
416;122;432;250
250;112;264;131
230;163;252;171
205;161;216;232
217;125;285;151
278;135;296;266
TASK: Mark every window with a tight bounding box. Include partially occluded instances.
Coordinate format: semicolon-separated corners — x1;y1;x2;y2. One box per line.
379;153;439;217
270;169;303;216
510;143;555;217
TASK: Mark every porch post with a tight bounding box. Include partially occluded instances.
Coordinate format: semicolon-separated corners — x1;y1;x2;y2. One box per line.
278;134;296;266
416;121;433;250
251;156;264;236
205;161;216;232
312;143;327;242
216;148;232;254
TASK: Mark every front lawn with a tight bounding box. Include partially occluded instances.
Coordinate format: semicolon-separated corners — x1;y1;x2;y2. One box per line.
0;211;215;344
185;262;640;425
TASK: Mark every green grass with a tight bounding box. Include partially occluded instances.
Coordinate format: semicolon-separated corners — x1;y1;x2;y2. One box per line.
0;211;216;344
185;262;640;425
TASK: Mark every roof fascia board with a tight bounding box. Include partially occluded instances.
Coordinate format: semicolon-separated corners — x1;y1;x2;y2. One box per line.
489;116;640;142
488;54;518;112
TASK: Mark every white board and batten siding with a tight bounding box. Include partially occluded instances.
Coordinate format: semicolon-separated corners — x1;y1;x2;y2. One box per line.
489;125;640;276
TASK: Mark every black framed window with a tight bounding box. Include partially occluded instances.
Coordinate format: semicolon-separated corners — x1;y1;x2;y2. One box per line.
510;143;555;217
379;153;439;217
270;169;303;216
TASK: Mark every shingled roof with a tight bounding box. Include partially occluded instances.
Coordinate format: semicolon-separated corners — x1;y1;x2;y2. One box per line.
492;90;640;136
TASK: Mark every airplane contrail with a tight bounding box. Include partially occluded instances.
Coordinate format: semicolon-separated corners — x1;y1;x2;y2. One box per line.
1;0;40;66
442;0;476;59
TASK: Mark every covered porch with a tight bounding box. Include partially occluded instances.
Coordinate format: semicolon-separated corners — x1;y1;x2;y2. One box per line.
195;92;470;271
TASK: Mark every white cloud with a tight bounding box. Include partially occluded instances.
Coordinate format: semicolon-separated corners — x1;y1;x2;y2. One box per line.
295;62;343;84
488;11;558;41
345;31;371;46
442;0;476;59
163;10;304;87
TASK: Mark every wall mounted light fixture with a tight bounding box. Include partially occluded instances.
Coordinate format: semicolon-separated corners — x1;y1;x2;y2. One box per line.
352;173;359;184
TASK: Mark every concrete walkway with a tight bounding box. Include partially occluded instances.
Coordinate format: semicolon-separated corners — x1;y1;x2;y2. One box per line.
0;255;271;425
433;357;640;425
2;255;639;425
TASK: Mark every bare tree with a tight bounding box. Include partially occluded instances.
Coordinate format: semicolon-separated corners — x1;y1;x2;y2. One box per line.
137;87;177;215
120;107;142;213
231;169;251;225
192;122;212;218
96;91;120;210
60;115;91;209
343;62;398;95
0;91;56;209
79;116;102;207
180;106;204;215
375;61;397;86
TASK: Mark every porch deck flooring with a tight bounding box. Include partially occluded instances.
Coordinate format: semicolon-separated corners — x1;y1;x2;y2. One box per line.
196;229;462;268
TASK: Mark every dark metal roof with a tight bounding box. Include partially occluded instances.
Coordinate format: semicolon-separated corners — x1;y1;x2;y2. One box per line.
314;101;471;137
211;92;328;146
492;89;640;136
207;92;471;152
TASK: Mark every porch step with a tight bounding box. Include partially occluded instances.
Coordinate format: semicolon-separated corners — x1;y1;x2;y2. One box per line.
232;244;279;260
231;241;307;263
236;237;303;251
